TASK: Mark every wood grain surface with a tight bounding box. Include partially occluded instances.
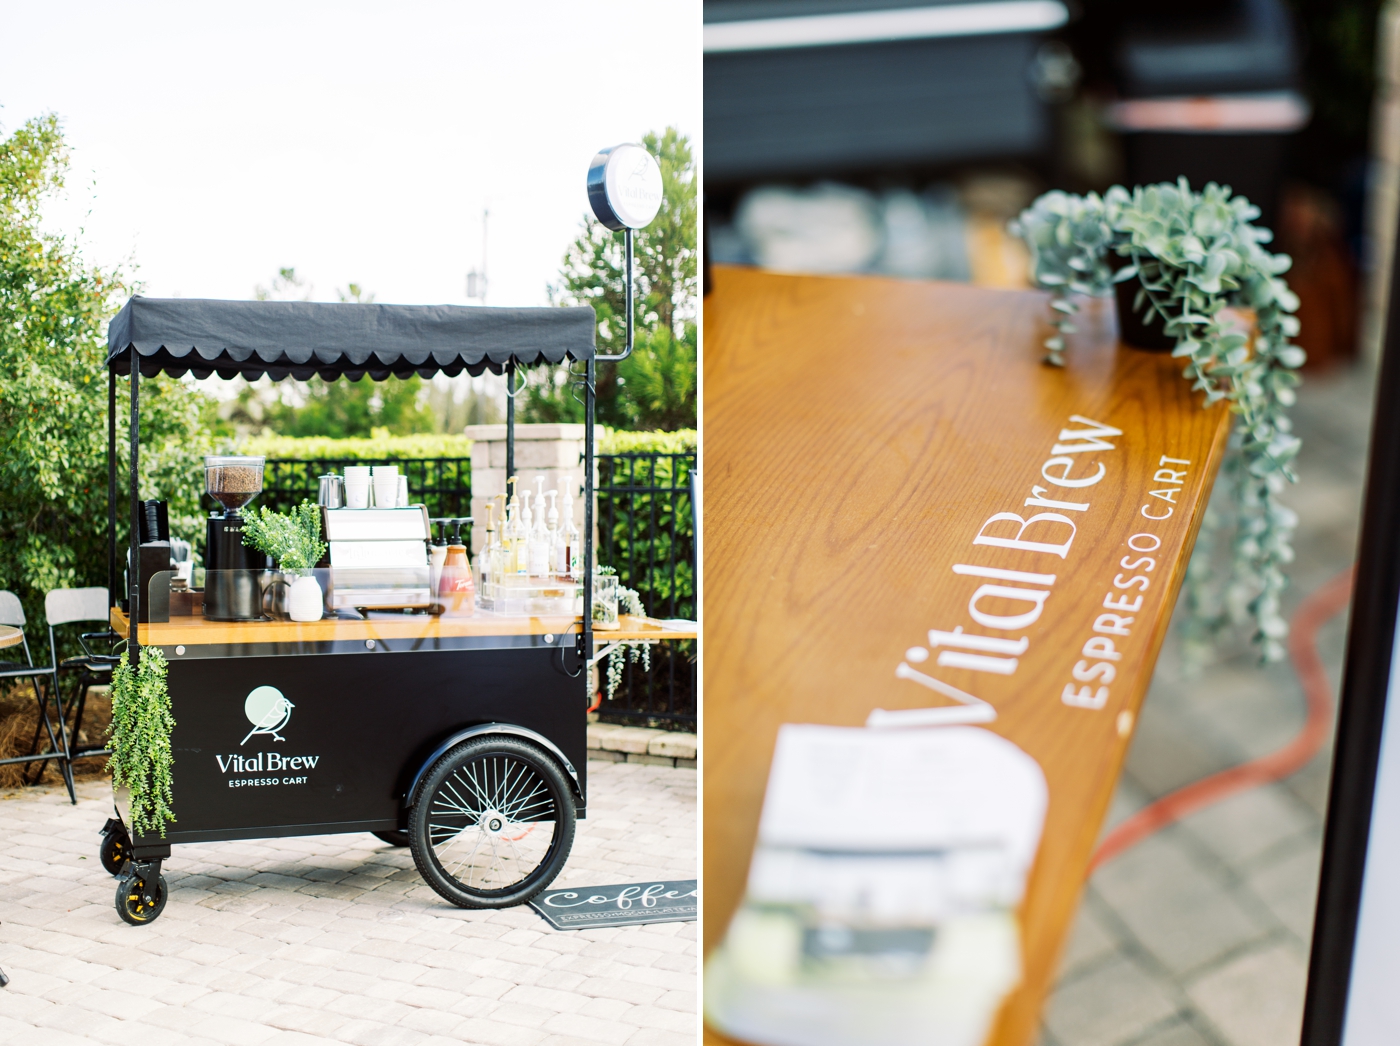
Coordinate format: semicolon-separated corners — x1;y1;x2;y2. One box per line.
702;266;1233;1046
111;610;696;646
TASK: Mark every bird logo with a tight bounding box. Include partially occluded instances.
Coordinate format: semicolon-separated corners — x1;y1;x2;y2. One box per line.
241;685;294;745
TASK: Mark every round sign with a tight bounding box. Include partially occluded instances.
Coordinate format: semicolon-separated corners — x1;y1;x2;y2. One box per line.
587;144;663;231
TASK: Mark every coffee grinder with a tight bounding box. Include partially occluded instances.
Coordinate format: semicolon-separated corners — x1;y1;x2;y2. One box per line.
203;455;267;620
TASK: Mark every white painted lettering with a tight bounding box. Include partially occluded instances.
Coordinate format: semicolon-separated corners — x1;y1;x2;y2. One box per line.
1094;613;1134;635
1159;455;1192;465
937;650;1019;675
1128;533;1162;552
1073;660;1116;684
952;563;1057;586
1082;636;1123;661
1104;593;1144;613
1042;456;1107;488
1051;415;1123;455
1153;469;1188;484
1062;684;1110;709
1025;485;1091;512
973;511;1078;559
968;585;1052;630
1142;504;1173;519
927;626;1029;656
1120;555;1156;572
1113;573;1150;593
1149;487;1181;503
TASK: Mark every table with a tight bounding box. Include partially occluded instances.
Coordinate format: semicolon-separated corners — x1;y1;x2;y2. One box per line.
111;610;697;647
702;266;1233;1046
0;625;23;651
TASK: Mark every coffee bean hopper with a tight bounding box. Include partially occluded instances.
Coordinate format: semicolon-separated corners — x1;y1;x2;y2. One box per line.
203;455;267;621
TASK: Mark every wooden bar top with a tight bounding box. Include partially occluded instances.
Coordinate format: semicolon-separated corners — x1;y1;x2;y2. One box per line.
111;608;697;647
703;266;1233;1046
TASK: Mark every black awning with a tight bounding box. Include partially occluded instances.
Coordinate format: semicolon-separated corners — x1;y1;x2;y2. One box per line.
106;296;596;381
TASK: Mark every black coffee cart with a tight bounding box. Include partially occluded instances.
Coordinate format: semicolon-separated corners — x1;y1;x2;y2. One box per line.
100;296;614;924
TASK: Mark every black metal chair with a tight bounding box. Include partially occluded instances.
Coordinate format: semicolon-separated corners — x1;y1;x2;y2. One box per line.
44;588;120;782
0;590;76;803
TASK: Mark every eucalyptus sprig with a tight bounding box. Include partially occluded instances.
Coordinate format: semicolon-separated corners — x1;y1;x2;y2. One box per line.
241;500;326;572
108;648;176;838
1011;179;1304;662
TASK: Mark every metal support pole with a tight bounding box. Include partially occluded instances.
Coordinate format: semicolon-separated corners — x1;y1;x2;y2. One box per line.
128;349;140;664
506;361;515;483
582;358;595;673
108;369;117;610
625;227;633;359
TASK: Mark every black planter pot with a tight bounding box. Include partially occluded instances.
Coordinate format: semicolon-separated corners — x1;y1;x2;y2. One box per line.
1110;256;1177;352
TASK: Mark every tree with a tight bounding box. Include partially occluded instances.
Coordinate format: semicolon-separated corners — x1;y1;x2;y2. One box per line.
523;127;697;429
0;115;214;625
227;275;434;437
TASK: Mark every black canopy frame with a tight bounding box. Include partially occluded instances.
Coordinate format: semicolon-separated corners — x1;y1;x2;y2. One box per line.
104;294;609;670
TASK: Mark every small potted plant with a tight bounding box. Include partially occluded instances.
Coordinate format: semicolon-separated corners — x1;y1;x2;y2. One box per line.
242;500;327;622
1012;180;1305;662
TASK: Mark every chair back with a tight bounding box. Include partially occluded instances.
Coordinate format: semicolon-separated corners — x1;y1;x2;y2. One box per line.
45;588;110;627
0;589;32;668
0;591;24;628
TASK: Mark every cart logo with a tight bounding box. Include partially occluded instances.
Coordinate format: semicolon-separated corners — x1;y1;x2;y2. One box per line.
242;686;294;745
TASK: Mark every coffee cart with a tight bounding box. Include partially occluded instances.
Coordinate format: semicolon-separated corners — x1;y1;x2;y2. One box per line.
99;294;625;925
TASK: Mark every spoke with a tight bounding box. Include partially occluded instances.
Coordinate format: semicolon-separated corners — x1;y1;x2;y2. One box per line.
502;782;551;821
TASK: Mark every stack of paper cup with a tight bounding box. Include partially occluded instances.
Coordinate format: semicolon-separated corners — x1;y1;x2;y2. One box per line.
372;465;399;509
396;475;410;507
344;466;371;509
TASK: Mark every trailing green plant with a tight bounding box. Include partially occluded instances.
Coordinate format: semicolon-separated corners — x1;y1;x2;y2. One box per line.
605;585;651;702
1011;180;1304;663
241;499;326;572
107;648;176;837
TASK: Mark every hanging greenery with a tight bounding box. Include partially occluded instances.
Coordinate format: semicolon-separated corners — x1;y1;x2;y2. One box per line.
108;647;176;837
1011;180;1304;663
605;585;651;702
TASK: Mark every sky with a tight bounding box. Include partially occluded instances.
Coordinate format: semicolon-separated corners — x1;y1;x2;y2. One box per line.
0;1;700;309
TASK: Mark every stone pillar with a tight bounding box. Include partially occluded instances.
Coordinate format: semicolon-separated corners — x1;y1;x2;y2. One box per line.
464;423;589;557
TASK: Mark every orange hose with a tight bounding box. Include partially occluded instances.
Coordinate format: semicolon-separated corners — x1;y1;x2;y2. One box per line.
1091;566;1356;870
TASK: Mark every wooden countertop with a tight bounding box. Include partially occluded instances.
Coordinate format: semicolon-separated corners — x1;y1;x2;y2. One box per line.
703;266;1233;1046
111;608;697;646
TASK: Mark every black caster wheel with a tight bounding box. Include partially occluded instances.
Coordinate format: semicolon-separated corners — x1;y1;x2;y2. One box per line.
99;827;131;877
372;830;411;847
409;735;576;909
115;871;167;925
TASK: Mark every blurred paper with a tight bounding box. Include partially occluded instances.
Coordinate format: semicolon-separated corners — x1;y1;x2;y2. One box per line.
705;724;1048;1046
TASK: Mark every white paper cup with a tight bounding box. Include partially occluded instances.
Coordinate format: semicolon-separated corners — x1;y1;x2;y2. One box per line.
373;476;398;508
372;465;398;478
346;478;370;509
397;476;409;507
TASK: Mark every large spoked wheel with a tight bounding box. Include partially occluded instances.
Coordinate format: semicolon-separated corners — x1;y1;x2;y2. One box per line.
409;736;576;909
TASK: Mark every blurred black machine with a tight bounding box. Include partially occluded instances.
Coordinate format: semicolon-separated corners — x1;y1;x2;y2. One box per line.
704;0;1073;184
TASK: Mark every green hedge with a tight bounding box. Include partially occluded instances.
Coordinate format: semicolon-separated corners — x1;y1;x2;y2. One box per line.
240;428;695;460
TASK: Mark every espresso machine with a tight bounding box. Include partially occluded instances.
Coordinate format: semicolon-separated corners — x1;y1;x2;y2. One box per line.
203;455;267;621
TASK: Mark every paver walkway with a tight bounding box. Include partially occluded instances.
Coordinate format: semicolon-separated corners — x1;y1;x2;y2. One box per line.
0;760;696;1046
1040;362;1375;1046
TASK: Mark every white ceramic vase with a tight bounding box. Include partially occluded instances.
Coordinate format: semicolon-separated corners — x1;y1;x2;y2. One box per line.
288;573;323;622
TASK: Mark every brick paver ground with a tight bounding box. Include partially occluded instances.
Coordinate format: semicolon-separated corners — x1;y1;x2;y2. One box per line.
1040;362;1374;1045
0;760;696;1046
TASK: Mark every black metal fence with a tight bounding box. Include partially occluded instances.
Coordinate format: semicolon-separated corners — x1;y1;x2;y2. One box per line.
255;452;697;731
253;458;473;542
595;453;697;731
